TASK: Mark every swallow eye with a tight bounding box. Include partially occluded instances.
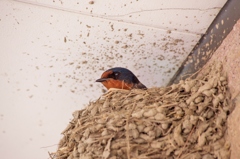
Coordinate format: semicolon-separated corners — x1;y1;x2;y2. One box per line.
111;72;120;79
108;72;120;79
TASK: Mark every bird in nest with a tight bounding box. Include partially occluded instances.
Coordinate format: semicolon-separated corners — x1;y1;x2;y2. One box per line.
96;67;147;90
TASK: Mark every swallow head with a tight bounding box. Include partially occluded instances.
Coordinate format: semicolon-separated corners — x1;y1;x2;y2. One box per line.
96;67;147;90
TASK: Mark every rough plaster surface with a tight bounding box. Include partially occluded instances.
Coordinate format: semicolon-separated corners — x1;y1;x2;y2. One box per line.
201;19;240;159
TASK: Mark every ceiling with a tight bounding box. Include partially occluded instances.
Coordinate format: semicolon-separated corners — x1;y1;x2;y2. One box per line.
0;0;228;158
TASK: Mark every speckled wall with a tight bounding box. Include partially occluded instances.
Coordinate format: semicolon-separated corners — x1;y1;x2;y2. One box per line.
0;0;226;158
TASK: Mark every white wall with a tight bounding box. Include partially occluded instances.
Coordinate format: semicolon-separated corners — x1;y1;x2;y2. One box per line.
0;0;226;158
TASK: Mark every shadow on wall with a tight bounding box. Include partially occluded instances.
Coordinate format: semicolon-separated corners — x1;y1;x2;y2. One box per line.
168;0;240;85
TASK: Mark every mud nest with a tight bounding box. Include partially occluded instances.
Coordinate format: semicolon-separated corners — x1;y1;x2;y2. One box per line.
51;63;232;159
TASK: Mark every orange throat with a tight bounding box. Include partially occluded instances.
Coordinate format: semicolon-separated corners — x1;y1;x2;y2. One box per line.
102;79;133;90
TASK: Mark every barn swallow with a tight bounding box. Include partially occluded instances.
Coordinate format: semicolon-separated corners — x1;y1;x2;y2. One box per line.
96;67;147;90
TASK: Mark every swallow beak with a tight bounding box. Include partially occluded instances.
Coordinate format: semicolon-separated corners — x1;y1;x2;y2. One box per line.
96;78;109;82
